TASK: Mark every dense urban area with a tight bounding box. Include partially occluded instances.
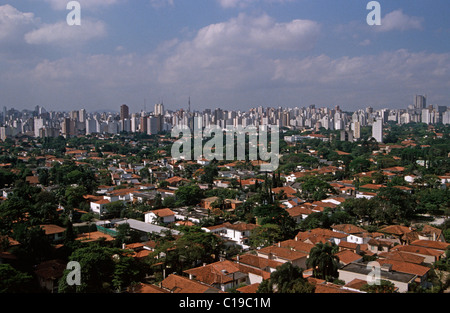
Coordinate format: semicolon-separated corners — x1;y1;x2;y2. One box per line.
0;95;450;294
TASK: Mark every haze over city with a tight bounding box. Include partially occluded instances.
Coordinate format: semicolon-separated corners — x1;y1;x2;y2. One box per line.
1;0;450;113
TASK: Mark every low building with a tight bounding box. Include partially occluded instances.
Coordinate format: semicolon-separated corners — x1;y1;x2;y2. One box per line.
338;261;416;293
144;208;176;224
202;222;257;250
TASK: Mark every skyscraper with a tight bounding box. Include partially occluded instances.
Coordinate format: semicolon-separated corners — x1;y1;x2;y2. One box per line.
415;95;426;110
372;119;383;143
120;104;129;120
154;103;164;116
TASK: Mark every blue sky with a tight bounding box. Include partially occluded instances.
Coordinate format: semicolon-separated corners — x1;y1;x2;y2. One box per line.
1;0;450;113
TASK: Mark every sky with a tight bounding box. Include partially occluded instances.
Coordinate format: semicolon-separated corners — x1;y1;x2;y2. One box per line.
1;0;450;114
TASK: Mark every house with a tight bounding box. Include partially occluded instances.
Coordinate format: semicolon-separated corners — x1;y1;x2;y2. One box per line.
416;225;447;242
378;225;414;244
296;228;348;246
391;244;445;264
256;245;309;270
161;274;222;293
34;259;66;293
378;251;426;265
286;205;313;224
338;261;416;293
202;222;257;250
410;239;450;252
367;238;395;254
377;259;431;287
90;198;111;216
278;239;315;255
113;218;180;241
331;224;368;244
144;208;176;224
200;196;220;210
233;253;282;276
165;176;189;187
40;224;66;243
184;260;248;292
335;250;363;267
172;206;210;225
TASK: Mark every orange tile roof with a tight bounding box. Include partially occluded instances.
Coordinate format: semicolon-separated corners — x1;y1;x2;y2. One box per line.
40;224;66;235
379;225;413;236
236;283;260;293
184;260;241;285
128;282;170;293
150;208;175;217
410;240;450;251
279;239;315;254
332;224;366;234
234;253;283;270
377;259;430;277
258;245;308;261
161;274;221;293
335;250;362;264
378;251;425;265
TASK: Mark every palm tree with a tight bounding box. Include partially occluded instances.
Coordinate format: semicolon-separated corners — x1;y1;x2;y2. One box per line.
306;242;340;281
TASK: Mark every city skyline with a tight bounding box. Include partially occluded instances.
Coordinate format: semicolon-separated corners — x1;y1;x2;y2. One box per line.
1;1;450;113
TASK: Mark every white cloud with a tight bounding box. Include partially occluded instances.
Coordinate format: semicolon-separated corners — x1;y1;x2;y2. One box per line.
24;20;107;47
192;14;320;53
0;5;37;42
378;10;423;32
157;13;321;95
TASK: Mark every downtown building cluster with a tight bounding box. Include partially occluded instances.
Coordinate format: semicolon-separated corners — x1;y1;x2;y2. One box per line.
0;95;449;143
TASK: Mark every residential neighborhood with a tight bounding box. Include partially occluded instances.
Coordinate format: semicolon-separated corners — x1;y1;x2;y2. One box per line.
0;115;449;295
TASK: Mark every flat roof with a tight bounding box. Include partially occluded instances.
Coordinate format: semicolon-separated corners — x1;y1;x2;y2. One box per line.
339;262;416;284
114;219;180;236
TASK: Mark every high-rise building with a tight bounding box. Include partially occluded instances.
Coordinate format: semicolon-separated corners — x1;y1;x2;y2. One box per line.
79;109;86;123
372;119;383;143
120;104;129;120
415;95;426;110
421;108;431;124
34;117;44;138
443;110;450;125
352;121;361;139
154;103;164;116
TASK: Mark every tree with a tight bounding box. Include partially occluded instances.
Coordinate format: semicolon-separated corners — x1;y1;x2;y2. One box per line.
298;176;336;202
349;157;371;173
249;224;283;249
306;242;340;281
64;185;87;210
0;264;34;293
175;184;204;206
58;244;142;293
257;262;315;293
253;204;297;240
375;186;417;222
151;227;224;275
33;191;59;224
10;224;53;265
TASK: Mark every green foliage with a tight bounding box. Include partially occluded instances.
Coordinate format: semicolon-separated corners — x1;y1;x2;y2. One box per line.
257;263;315;293
175;184;204;206
58;244;143;293
249;224;283;248
306;242;339;281
0;264;34;293
297;175;336;201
